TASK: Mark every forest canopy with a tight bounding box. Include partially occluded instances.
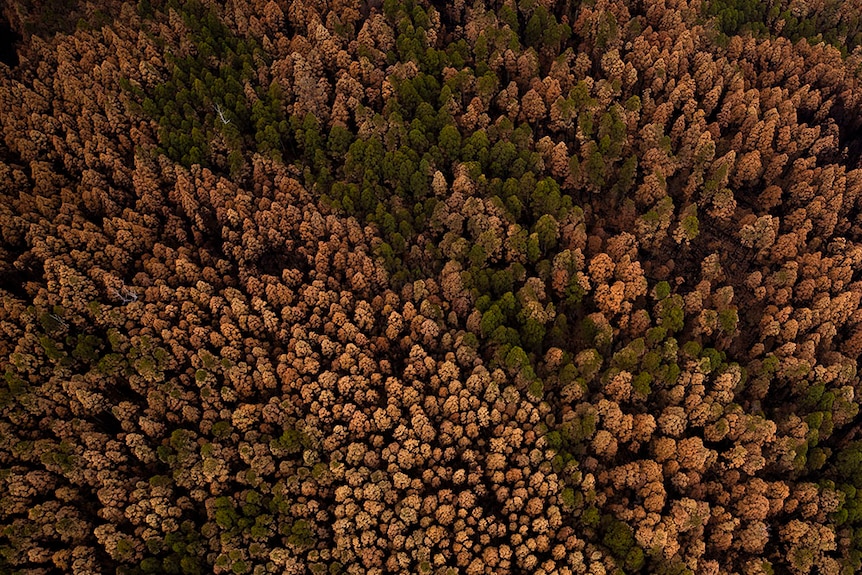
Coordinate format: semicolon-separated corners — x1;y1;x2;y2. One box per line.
2;0;862;574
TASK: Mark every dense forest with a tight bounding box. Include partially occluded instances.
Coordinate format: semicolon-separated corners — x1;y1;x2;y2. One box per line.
2;0;862;573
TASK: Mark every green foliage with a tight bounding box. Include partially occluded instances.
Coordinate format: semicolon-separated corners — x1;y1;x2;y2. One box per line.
681;340;702;358
706;0;769;36
273;426;311;454
614;155;638;197
521;317;546;351
581;506;601;528
133;0;288;170
38;335;67;363
701;347;726;373
681;210;699;240
553;484;575;506
705;0;862;54
625;546;646;572
438;124;462;159
594;11;619;51
211;420;234;439
658;296;685;333
653;559;695;575
133;518;204;574
718;308;738;334
72;334;103;363
612;338;645;371
632;372;653;397
585;144;606;189
534;214;560;251
601;515;639;562
559;408;598;446
214;496;239;530
480;305;505;337
836;442;862;487
286;519;315;549
523;5;571;54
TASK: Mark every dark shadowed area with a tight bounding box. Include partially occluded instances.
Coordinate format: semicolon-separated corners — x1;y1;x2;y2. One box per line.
0;17;20;66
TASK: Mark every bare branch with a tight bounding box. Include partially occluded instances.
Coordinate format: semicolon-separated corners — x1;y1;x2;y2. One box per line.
110;283;138;305
214;103;231;125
